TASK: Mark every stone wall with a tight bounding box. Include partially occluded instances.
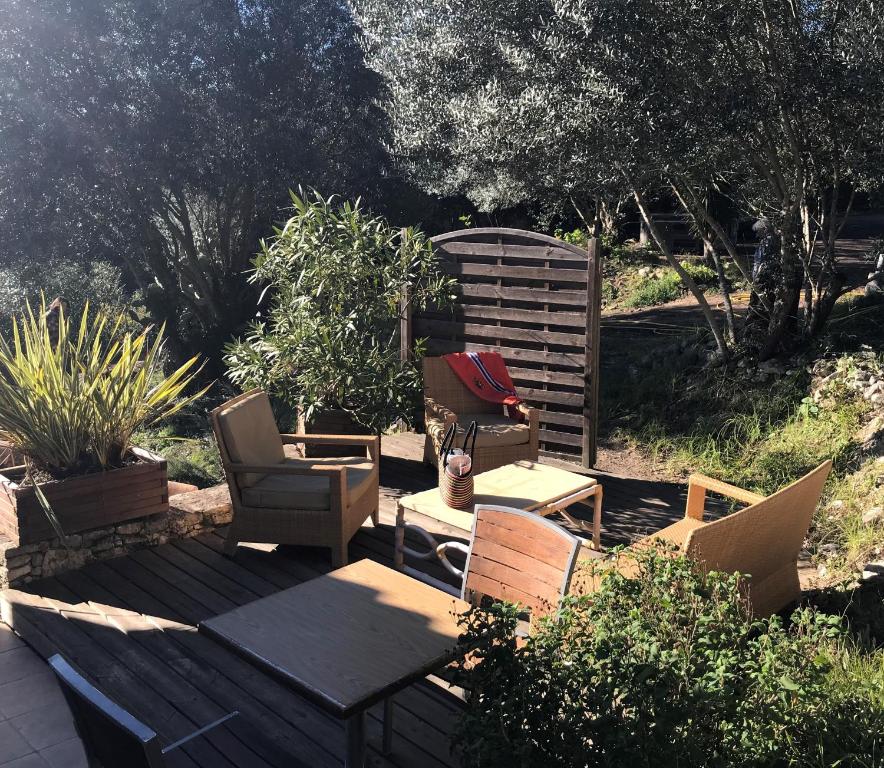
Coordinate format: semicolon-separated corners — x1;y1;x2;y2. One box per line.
0;485;232;589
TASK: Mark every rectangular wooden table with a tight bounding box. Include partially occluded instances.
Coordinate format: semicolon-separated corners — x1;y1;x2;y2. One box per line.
395;460;602;592
199;558;469;768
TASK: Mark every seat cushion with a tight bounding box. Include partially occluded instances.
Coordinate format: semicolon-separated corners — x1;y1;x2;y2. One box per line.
429;413;530;449
241;456;375;510
217;392;285;487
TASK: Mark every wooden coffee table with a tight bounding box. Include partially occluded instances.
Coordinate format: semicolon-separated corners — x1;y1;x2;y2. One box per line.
199;559;469;768
395;460;602;592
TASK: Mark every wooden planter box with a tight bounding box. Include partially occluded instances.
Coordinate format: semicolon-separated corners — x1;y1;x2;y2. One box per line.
0;447;169;545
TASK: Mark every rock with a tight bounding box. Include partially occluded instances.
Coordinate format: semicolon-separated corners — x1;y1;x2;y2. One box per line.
858;416;884;448
817;564;828;578
828;499;845;511
871;393;884;406
6;563;31;583
759;360;786;374
115;522;143;535
861;561;884;582
168;481;199;497
820;542;839;556
863;506;884;525
3;553;31;570
170;485;231;520
169;511;202;536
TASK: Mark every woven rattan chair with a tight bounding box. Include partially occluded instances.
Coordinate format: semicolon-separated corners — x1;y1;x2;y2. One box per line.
572;461;832;617
422;356;539;475
211;389;379;567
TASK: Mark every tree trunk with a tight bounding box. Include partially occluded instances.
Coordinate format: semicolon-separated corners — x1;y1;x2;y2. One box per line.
630;185;729;358
757;217;804;360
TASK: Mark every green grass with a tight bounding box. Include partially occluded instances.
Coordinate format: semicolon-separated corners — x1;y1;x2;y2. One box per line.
608;348;866;495
623;271;684;308
621;261;719;309
135;424;223;488
602;333;877;579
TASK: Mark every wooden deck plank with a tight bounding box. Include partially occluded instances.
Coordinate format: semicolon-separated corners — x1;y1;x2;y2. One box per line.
1;590;218;768
2;430;699;768
43;571;339;768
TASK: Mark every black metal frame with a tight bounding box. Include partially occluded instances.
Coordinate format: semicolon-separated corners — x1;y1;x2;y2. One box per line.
49;654;238;767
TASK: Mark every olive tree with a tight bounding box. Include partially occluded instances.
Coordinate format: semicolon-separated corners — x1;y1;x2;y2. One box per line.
0;0;390;369
353;0;884;359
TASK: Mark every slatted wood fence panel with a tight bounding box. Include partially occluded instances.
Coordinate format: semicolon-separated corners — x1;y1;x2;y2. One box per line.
411;228;601;466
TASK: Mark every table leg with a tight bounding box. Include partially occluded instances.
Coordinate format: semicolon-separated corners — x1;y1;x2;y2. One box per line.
394;502;405;570
345;711;366;768
592;485;604;550
382;697;394;755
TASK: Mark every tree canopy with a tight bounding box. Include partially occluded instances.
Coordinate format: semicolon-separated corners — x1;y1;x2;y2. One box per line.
353;0;884;357
0;0;391;367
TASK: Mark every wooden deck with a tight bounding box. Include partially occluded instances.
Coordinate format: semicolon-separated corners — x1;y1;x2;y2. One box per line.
1;433;694;768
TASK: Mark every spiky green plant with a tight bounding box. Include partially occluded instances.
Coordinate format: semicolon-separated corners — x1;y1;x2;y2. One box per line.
0;301;208;476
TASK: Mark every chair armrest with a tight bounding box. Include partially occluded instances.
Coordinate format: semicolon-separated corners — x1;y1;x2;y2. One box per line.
425;397;457;425
280;434;379;461
517;402;538;425
685;473;765;520
224;461;347;477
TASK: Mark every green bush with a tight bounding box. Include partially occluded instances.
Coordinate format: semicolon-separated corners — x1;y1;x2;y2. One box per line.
0;302;207;476
453;547;884;768
681;259;717;286
225;189;455;433
0;258;130;334
623;270;684;308
135;425;223;488
622;260;718;309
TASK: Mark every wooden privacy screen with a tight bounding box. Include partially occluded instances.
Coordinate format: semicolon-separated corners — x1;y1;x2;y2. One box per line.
408;228;601;467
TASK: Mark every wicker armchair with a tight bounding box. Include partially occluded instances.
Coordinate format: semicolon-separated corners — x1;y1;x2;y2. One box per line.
211;389;379;567
422;356;539;475
572;461;832;617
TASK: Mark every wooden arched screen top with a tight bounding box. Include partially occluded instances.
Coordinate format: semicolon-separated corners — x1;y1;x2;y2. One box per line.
430;227;590;258
462;504;582;618
414;227;601;467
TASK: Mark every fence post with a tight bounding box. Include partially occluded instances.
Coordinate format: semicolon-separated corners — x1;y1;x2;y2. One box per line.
399;284;411;363
582;237;602;468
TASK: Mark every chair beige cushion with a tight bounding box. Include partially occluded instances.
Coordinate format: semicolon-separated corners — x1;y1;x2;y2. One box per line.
241;457;376;510
429;413;530;449
216;392;285;487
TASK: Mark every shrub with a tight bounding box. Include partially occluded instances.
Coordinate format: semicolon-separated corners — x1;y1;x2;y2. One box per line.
135;425;223;488
0;258;129;335
680;259;717;286
225;189;455;433
623;269;684;307
0;302;207;476
453;547;884;768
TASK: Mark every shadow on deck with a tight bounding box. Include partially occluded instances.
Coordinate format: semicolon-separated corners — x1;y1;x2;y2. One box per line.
1;432;692;768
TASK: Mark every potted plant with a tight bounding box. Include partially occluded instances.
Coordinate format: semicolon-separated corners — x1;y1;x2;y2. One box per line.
225;189;455;452
0;301;207;545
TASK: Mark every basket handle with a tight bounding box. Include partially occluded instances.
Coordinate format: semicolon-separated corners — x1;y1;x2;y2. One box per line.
439;422;457;466
462;420;478;459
